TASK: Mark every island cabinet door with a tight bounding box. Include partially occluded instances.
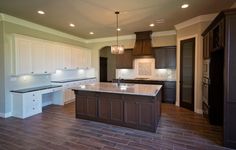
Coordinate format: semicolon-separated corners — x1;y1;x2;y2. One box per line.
110;99;123;122
138;102;155;131
124;101;138;128
76;92;98;119
98;98;111;120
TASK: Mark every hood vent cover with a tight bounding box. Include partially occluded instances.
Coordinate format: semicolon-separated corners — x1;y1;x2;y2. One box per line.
133;31;153;56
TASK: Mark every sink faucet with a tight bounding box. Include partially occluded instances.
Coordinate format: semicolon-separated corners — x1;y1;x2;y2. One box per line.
117;77;122;87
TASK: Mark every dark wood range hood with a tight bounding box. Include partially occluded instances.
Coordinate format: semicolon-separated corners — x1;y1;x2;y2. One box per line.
133;31;153;56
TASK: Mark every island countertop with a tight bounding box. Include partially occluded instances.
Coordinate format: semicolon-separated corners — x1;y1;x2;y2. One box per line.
71;82;162;96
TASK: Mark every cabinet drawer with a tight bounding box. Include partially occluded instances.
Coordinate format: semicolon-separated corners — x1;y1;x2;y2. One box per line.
164;81;176;88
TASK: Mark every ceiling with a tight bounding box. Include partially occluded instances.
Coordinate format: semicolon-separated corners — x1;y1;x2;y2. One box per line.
0;0;235;39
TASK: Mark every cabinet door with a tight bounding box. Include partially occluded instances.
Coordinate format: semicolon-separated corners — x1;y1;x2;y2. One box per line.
44;43;57;73
76;95;87;115
31;40;46;74
62;45;72;69
133;39;143;55
15;38;32;75
166;48;176;68
111;99;123;122
124;101;138;127
71;47;81;69
86;96;97;118
98;98;111;120
142;39;152;55
82;49;91;68
138;102;154;129
116;49;133;69
154;48;166;69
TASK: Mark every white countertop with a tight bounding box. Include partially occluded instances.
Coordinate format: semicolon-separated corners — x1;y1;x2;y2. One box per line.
71;82;162;96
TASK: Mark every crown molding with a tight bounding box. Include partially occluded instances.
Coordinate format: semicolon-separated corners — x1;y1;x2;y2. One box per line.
0;13;177;44
88;30;176;43
0;13;88;43
175;13;217;30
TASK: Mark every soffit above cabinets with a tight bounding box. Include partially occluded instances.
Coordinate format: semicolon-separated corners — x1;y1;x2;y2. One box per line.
0;0;235;39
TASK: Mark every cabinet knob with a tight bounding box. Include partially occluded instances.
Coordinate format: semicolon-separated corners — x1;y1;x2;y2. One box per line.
33;94;35;96
31;72;34;74
44;71;47;73
33;107;35;110
33;99;35;102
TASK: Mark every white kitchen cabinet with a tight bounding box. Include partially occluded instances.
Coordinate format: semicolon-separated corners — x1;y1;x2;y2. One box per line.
82;49;92;68
62;45;72;69
44;43;57;73
12;91;42;119
31;40;46;74
71;47;82;69
14;37;32;75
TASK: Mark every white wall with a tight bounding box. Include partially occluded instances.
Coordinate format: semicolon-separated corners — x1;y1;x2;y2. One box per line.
0;21;5;115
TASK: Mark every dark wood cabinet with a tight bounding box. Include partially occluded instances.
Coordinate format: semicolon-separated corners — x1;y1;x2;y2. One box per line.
163;81;176;104
74;90;162;132
116;49;133;69
202;8;236;149
154;46;176;69
75;91;98;119
133;31;153;56
99;94;123;123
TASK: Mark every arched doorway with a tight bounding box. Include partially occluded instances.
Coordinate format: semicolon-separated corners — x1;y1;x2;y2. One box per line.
99;46;116;82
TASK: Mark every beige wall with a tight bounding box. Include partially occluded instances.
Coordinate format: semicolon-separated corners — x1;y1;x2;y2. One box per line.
89;35;177;79
176;21;211;114
0;21;5;114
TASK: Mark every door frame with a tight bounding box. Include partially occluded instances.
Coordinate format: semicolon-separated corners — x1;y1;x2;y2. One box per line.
177;34;199;113
180;37;196;111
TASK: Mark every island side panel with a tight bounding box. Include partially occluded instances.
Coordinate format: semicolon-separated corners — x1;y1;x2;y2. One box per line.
74;89;162;132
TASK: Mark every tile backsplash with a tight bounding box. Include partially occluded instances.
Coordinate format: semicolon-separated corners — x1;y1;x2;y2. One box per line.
116;58;176;81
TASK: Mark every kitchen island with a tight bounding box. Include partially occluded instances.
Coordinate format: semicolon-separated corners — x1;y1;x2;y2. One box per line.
72;82;162;132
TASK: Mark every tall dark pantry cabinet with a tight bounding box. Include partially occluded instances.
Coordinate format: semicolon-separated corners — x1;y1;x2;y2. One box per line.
202;8;236;149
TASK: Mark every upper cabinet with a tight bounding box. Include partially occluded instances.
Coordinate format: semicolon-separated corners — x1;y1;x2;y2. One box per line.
14;37;32;75
12;35;92;75
154;46;176;69
116;49;133;69
133;31;153;56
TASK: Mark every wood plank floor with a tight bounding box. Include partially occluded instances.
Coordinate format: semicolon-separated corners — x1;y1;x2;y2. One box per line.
0;103;231;150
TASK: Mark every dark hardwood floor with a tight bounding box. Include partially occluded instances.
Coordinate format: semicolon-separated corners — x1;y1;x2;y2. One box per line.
0;103;230;150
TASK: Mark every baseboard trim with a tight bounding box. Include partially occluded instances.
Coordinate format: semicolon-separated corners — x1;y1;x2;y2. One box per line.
0;112;12;118
195;109;203;114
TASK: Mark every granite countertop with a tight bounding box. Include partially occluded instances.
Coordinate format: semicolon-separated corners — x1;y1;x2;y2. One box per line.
114;78;176;82
11;85;62;93
72;82;162;96
51;77;96;83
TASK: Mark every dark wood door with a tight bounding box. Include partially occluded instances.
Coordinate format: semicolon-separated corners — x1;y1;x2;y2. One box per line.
111;99;123;122
138;102;154;130
100;57;107;82
180;38;195;111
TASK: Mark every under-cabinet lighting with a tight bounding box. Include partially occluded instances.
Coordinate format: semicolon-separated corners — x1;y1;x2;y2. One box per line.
78;69;85;74
56;70;62;74
21;75;31;81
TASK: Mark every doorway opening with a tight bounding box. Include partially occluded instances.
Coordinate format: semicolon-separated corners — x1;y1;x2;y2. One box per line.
99;46;116;82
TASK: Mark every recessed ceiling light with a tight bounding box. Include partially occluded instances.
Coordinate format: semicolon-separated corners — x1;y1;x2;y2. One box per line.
37;10;45;15
149;23;155;27
69;23;75;27
181;4;189;9
89;32;94;35
117;28;121;31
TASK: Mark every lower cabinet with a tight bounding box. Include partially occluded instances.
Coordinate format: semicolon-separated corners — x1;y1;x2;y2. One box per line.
75;90;161;132
76;92;98;119
12;91;42;119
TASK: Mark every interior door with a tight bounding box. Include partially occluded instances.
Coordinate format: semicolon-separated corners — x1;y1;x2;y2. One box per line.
100;57;108;82
180;38;195;111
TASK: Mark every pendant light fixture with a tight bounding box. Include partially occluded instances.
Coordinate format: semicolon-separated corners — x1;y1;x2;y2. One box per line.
111;11;124;54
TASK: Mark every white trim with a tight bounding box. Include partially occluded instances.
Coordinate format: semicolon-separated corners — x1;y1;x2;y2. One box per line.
176;34;198;114
88;30;176;43
196;109;203;114
0;13;89;43
175;14;217;30
0;112;12;118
